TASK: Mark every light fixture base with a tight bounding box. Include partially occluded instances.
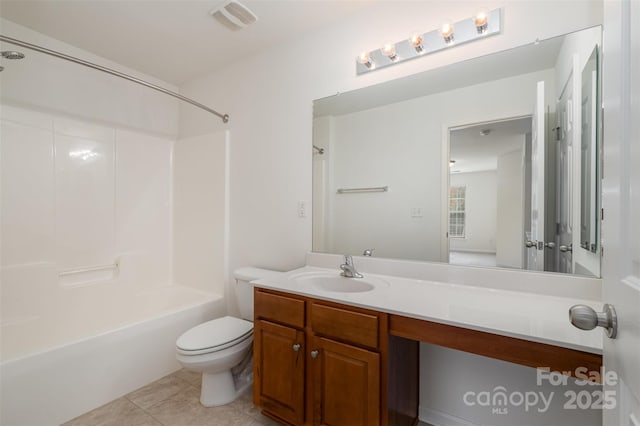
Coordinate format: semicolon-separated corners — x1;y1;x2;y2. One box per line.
356;8;501;75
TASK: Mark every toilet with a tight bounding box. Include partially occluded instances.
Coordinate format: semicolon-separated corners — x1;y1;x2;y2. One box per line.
176;267;278;407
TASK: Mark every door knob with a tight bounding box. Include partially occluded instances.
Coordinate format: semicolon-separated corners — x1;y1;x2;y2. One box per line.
525;240;536;248
292;344;301;352
569;304;617;338
544;242;556;249
310;350;319;359
559;244;573;253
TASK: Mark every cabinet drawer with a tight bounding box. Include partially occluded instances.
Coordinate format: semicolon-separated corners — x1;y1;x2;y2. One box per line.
254;290;305;328
311;303;379;349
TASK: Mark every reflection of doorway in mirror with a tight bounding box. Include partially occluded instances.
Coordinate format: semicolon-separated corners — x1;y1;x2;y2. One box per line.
448;117;532;270
556;74;575;274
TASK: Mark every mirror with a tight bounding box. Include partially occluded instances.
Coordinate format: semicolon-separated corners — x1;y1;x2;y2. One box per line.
312;26;602;277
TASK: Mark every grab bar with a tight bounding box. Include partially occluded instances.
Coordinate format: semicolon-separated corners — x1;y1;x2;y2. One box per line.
337;186;388;194
58;262;119;277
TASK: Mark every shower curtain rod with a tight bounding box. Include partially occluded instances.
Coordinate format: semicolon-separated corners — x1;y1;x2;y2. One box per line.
0;35;229;123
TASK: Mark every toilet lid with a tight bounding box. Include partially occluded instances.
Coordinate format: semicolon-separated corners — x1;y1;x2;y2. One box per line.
176;316;253;353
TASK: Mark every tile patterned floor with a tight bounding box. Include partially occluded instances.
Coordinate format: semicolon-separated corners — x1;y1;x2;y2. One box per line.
62;369;280;426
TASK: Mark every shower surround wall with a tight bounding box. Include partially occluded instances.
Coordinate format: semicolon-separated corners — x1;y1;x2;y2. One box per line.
1;105;174;341
0;19;228;424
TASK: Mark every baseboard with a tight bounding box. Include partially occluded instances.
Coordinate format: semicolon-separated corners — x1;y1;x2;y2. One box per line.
419;407;480;426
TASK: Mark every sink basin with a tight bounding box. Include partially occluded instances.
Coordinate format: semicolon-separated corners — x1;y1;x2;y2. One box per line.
290;272;389;293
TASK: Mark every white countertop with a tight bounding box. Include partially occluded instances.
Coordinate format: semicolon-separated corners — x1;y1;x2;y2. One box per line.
253;265;603;355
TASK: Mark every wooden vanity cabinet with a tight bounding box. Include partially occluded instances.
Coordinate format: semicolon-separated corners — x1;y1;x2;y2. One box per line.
254;319;305;425
254;288;399;426
254;290;306;425
310;335;380;425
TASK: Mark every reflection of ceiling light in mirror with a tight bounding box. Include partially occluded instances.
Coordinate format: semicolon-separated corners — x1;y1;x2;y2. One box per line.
69;149;99;161
479;129;491;136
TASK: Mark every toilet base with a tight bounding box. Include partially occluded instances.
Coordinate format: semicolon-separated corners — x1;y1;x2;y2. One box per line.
199;368;253;407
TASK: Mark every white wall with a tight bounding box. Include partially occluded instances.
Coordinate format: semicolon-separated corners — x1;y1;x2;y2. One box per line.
496;148;526;268
178;2;602;425
420;344;601;426
450;171;498;254
173;131;227;296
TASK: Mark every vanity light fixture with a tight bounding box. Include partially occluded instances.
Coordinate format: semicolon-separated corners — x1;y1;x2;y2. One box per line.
355;8;501;75
441;22;455;44
382;42;398;61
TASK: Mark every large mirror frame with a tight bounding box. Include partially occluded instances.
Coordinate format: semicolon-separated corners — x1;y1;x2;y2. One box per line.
312;26;602;277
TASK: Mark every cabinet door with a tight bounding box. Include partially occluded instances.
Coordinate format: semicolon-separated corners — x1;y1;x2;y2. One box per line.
310;336;380;426
254;320;305;425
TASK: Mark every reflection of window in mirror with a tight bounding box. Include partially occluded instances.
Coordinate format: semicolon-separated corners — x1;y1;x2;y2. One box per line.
449;186;466;238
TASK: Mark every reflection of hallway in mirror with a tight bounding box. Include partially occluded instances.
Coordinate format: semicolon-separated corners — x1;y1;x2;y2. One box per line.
449;251;497;267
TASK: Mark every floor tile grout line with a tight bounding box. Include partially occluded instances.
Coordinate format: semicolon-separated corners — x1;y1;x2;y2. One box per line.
124;394;164;425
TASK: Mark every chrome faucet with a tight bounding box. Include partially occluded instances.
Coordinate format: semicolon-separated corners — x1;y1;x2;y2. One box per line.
340;255;363;278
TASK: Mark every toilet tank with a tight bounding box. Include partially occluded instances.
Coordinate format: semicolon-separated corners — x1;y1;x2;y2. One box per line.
233;267;280;321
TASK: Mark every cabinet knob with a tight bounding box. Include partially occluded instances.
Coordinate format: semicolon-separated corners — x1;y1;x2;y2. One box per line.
292;344;301;352
310;350;319;359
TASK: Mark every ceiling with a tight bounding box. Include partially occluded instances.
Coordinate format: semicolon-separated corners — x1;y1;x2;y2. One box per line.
0;0;373;85
450;117;532;174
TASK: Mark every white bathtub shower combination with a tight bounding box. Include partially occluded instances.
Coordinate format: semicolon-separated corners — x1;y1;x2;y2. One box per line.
0;278;224;425
1;97;228;424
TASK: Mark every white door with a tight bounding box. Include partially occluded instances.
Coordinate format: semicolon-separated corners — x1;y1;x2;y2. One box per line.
600;0;640;423
556;70;575;274
527;81;546;271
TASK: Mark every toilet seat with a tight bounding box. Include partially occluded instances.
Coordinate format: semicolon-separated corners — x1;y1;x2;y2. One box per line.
176;316;253;356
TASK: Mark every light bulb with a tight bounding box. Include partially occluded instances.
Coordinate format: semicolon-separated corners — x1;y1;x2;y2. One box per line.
441;22;454;44
474;11;488;34
357;51;373;68
381;42;397;61
409;33;424;53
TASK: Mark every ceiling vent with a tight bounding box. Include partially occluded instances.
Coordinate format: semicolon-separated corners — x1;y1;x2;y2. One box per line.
210;1;258;31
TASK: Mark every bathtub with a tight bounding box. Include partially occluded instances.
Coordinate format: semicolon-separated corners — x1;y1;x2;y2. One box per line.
0;283;225;425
